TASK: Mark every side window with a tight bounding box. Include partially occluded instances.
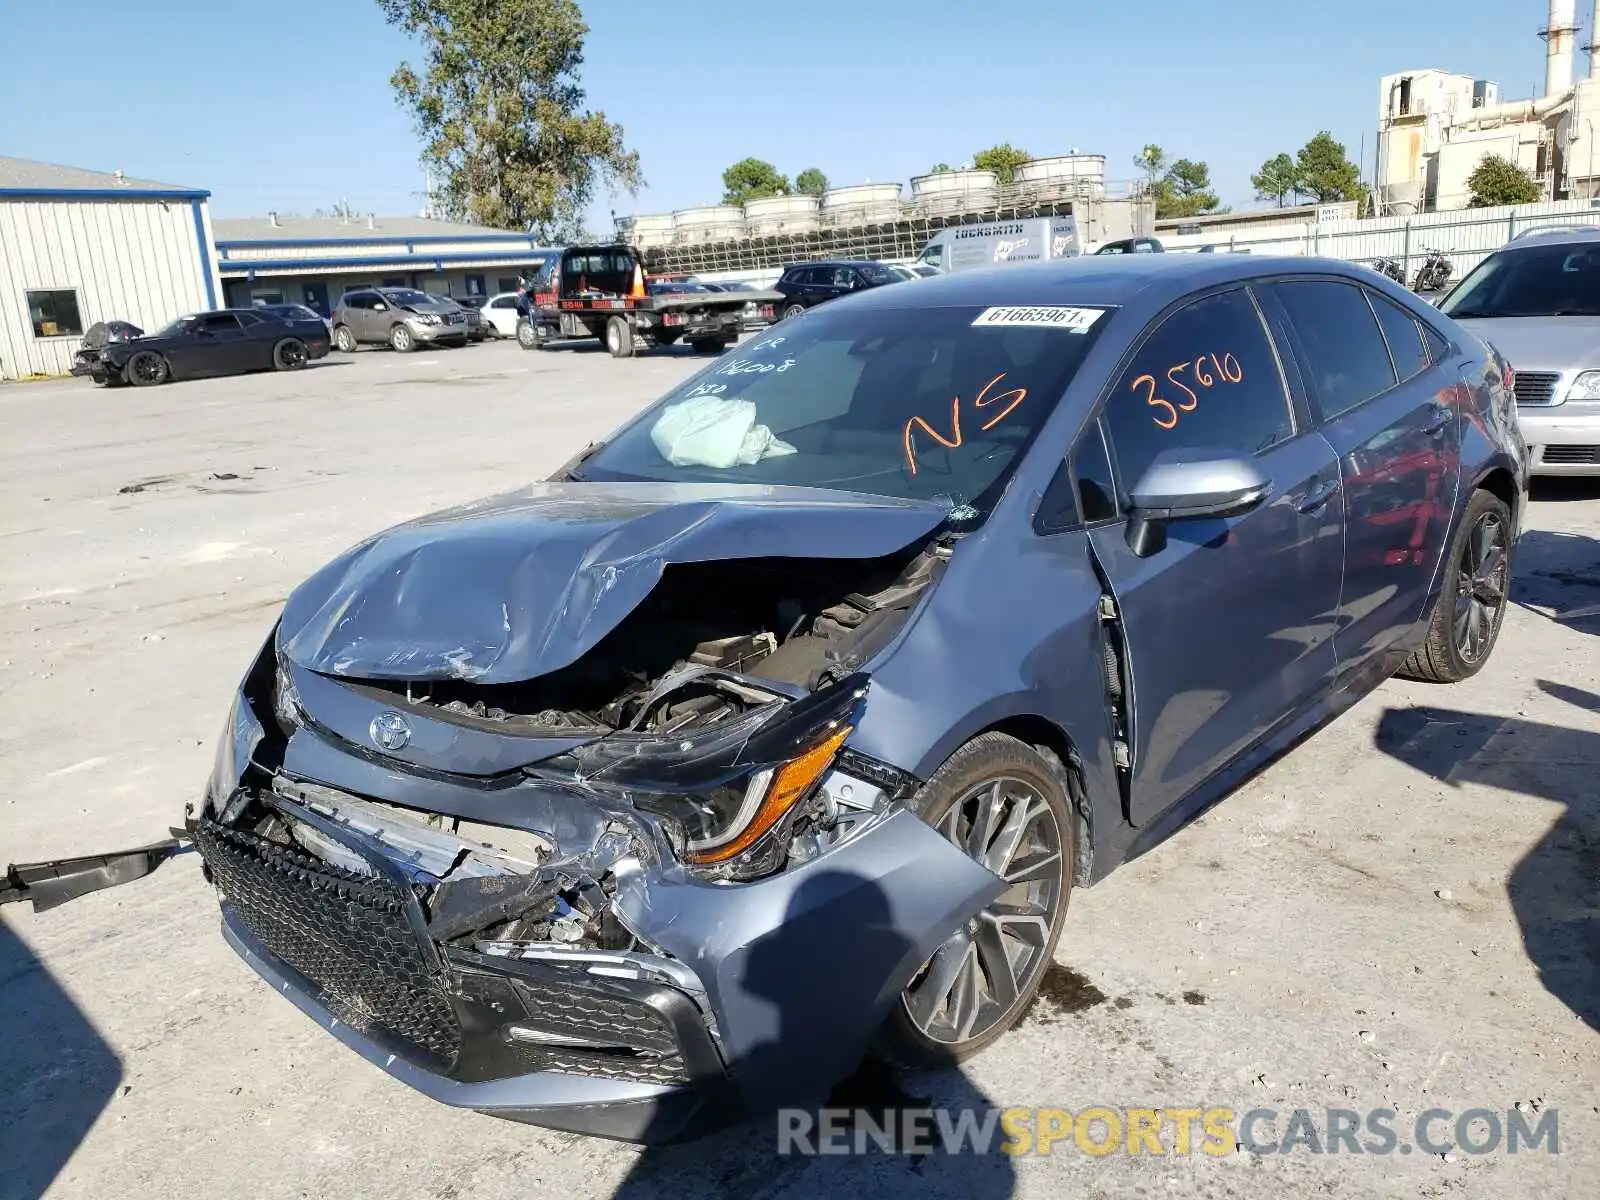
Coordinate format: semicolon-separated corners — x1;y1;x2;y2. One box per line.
1421;323;1450;364
236;312;263;327
1102;288;1293;494
198;314;242;332
1365;290;1428;382
491;296;516;309
832;267;856;288
1072;421;1118;522
1268;280;1398;419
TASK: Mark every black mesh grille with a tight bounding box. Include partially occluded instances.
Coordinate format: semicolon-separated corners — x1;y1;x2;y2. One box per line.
196;819;461;1070
503;978;690;1083
1514;371;1560;406
1542;444;1600;464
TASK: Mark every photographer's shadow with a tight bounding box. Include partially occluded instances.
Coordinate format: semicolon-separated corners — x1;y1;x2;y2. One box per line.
614;869;1017;1198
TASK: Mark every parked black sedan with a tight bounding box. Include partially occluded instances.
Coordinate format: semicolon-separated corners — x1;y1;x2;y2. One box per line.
101;308;330;387
772;259;902;319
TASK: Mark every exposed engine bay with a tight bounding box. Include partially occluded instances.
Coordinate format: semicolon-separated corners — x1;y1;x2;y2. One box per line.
347;543;946;737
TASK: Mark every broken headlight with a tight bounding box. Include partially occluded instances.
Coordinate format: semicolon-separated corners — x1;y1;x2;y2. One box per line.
558;673;868;880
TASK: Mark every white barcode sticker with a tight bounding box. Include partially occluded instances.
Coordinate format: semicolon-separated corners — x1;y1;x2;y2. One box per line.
971;305;1105;331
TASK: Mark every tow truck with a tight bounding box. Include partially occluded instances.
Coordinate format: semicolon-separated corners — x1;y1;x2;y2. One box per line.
517;244;780;358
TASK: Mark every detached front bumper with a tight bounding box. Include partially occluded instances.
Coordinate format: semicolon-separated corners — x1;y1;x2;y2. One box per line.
195;717;1002;1141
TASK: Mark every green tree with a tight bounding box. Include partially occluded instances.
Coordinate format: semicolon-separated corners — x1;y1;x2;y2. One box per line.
929;162;953;174
1251;152;1300;207
1295;131;1364;202
1160;158;1221;218
795;167;828;198
1133;144;1167;191
721;158;789;204
1467;154;1542;207
378;0;641;241
973;142;1032;185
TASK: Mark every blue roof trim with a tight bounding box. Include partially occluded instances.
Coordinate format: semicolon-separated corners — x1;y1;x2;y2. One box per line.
0;187;210;200
214;233;537;249
218;249;556;275
191;200;218;309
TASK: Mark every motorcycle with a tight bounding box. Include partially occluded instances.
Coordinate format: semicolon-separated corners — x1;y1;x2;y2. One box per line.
1371;257;1406;286
1411;248;1453;295
70;320;143;385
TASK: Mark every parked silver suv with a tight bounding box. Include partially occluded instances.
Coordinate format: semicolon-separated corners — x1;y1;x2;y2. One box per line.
331;287;470;353
1440;226;1600;475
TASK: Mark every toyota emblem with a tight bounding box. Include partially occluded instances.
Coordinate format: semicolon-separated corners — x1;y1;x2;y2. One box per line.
369;711;412;752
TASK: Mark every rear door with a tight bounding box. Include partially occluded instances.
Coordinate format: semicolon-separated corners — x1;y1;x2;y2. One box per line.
1262;279;1463;672
1084;285;1346;824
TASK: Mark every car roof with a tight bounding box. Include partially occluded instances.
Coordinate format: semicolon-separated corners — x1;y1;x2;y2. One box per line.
834;254;1380;315
1503;224;1600;248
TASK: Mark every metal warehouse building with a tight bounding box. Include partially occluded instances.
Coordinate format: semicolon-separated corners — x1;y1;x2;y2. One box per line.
213;215;552;315
0;156;220;381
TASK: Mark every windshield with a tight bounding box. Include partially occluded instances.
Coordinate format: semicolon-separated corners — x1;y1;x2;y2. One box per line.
152;315;198;338
1440;242;1600;318
380;288;434;306
581;302;1111;515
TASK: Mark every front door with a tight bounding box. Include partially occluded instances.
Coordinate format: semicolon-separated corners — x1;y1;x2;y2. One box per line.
1084;286;1347;825
170;313;250;376
1262;280;1464;672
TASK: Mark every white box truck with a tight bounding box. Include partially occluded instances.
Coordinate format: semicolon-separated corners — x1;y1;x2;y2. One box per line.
913;216;1081;275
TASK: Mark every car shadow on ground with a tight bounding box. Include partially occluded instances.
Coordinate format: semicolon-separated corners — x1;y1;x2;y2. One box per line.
0;917;123;1199
1512;528;1600;638
613;869;1016;1199
1372;683;1600;1031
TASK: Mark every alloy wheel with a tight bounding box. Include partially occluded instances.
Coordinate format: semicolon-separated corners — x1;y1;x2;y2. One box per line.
1454;510;1508;664
391;326;413;352
277;340;307;370
902;776;1065;1046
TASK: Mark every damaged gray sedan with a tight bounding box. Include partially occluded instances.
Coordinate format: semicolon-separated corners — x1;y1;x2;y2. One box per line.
8;257;1526;1142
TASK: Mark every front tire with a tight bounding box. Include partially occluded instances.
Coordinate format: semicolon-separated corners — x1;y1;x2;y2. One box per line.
332;325;357;353
605;315;635;358
389;324;416;352
1397;489;1513;683
874;732;1074;1068
516;319;541;350
272;338;308;371
125;350;169;387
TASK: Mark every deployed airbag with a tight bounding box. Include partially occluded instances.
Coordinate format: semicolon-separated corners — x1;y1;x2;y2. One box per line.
650;397;796;469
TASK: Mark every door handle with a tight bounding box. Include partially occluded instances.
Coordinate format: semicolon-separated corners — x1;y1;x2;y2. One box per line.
1421;405;1451;437
1295;479;1341;513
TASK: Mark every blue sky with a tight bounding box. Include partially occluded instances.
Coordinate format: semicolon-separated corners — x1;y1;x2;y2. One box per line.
0;0;1574;230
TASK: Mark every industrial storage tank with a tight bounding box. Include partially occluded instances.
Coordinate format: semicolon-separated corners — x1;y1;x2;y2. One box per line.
820;183;904;226
743;194;820;236
624;212;676;248
909;169;999;216
1013;154;1106;201
672;205;747;243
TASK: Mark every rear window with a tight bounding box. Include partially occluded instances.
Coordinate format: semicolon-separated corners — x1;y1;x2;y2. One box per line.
582;302;1112;517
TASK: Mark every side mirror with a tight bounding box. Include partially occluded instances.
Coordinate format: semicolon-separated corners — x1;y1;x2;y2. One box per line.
373;302;388;312
1124;452;1271;557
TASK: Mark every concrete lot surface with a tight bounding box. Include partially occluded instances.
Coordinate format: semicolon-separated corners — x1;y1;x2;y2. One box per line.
1;339;1596;1199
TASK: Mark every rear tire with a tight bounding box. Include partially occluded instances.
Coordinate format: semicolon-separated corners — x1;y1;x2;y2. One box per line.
389;324;416;352
874;732;1074;1068
605;315;635;358
125;350;169;387
1396;489;1513;683
333;325;357;353
782;303;805;320
272;338;308;371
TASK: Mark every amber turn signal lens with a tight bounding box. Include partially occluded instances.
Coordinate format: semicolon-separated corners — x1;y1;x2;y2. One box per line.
684;725;853;866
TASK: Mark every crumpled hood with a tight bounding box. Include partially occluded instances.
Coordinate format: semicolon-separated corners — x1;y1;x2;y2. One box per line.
279;482;950;684
1451;315;1600;372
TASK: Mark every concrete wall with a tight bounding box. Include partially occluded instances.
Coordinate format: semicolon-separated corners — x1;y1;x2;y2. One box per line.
0;196;220;379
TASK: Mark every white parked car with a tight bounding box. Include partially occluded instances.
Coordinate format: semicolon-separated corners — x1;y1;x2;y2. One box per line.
480;291;524;339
